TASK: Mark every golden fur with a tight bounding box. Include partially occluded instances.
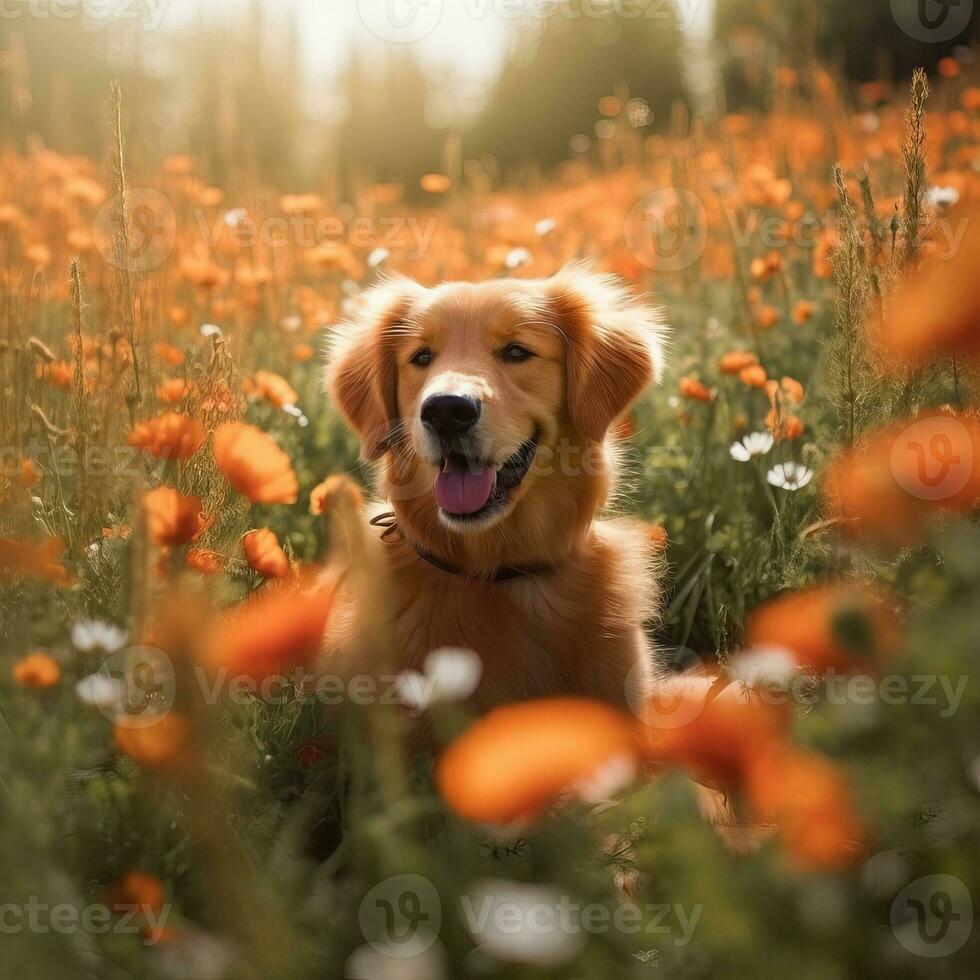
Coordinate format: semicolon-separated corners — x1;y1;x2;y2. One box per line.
322;264;669;715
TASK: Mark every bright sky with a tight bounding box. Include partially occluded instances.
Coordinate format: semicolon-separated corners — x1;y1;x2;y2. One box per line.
163;0;715;85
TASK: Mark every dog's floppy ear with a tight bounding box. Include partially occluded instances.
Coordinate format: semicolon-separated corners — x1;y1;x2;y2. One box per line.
547;264;667;442
326;277;421;459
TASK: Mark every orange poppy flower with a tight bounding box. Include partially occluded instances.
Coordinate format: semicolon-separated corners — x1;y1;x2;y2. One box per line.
679;377;713;402
792;300;816;325
750;253;782;281
186;549;225;575
765;409;805;440
744;583;901;673
37;361;73;391
157;378;191;404
767;377;801;403
213;422;298;504
243;528;290;579
151;342;185;367
719;351;759;375
251;370;298;409
106;872;166;916
962;88;980;112
17;458;41;489
181;256;229;291
739;365;768;388
937;56;960;79
168;306;191;328
755;305;781;330
292;343;315;363
822;413;980;546
420;173;452;194
279;193;325;215
115;713;193;773
25;243;52;268
163;154;193;176
437;698;642;824
142;487;205;547
129;412;206;460
882;205;980;363
0;536;71;587
643;683;789;789
206;577;338;682
745;745;864;870
12;651;61;689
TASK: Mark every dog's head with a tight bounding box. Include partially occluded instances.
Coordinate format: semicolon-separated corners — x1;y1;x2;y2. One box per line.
327;265;666;565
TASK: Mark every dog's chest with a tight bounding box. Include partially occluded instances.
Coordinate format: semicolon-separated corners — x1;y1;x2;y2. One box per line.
384;562;626;707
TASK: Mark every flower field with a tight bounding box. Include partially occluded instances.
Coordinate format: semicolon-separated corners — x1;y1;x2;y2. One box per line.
2;62;980;979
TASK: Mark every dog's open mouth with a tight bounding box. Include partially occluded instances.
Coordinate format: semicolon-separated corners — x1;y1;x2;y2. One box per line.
434;433;538;520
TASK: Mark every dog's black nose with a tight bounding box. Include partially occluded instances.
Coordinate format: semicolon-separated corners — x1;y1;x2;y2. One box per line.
421;394;481;440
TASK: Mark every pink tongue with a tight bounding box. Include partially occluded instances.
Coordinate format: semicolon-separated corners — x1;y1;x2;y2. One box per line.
435;464;497;515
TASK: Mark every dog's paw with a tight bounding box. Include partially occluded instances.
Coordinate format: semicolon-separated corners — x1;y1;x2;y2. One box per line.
310;475;364;518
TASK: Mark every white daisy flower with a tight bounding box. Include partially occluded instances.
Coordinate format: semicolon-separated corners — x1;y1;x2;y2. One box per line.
367;247;390;268
71;620;128;654
423;647;483;702
75;673;125;712
927;185;959;208
730;431;775;462
200;323;223;339
222;207;247;228
346;942;446;979
572;753;637;804
729;646;798;692
279;315;302;332
462;880;586;966
534;218;556;236
394;648;483;712
504;247;532;270
393;671;433;713
767;462;813;491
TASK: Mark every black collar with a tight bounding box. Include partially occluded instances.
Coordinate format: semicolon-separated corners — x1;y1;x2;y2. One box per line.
369;511;553;583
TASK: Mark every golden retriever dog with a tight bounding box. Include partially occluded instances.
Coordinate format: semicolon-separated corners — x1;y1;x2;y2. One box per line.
322;263;670;716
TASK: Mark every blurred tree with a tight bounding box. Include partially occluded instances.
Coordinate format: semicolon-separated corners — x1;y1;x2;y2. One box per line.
188;0;302;187
715;0;978;108
338;46;444;201
0;17;159;159
470;0;689;171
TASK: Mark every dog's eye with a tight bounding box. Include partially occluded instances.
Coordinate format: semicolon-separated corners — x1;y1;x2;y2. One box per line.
501;343;534;363
410;347;434;368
